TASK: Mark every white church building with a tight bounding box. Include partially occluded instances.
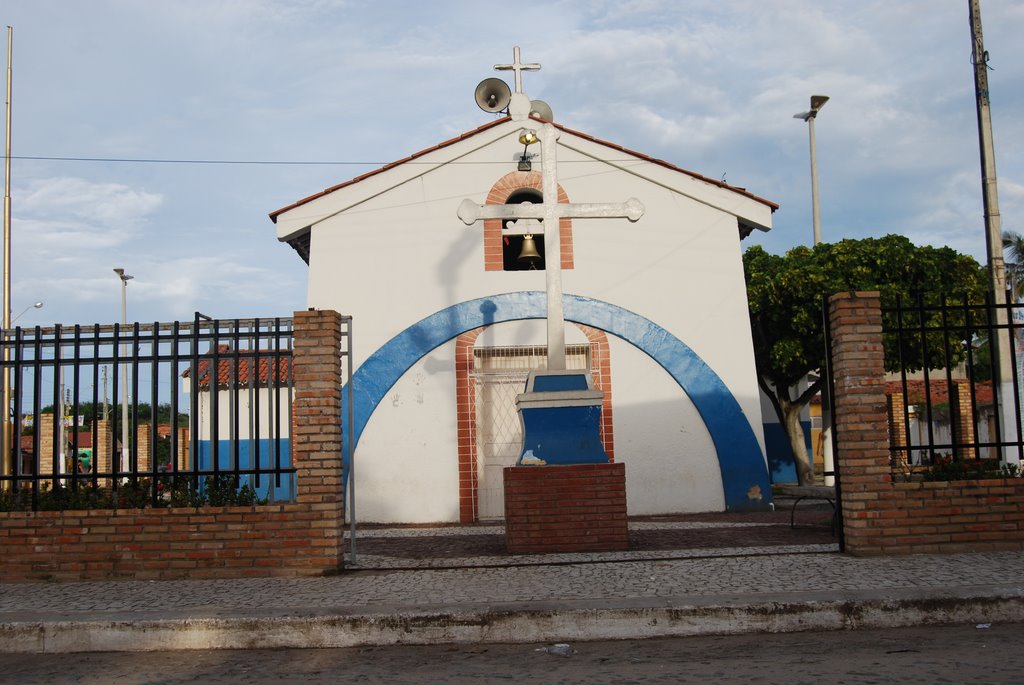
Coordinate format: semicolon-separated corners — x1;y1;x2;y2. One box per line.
270;53;778;524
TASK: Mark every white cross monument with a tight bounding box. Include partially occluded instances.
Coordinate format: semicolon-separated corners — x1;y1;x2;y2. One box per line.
459;49;645;465
458;49;645;370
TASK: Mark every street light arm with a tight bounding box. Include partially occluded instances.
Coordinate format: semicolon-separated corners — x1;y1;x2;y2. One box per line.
11;300;42;324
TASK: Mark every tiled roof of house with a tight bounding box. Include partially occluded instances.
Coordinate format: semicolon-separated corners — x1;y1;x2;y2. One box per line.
182;347;291;390
885;379;994;406
269;115;779;223
19;430;93;454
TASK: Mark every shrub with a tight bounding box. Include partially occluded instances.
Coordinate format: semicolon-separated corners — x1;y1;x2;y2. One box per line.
0;474;264;512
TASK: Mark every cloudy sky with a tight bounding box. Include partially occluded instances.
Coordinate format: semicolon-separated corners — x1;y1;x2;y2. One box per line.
2;0;1022;328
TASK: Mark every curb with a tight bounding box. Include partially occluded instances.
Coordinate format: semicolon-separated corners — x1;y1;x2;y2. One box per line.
3;591;1022;653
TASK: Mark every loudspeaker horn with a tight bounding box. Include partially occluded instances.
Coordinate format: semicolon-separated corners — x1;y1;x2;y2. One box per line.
474;78;512;113
529;99;553;122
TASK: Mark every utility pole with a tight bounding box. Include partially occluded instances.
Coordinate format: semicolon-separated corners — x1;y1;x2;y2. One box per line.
1;27;13;485
969;0;1017;462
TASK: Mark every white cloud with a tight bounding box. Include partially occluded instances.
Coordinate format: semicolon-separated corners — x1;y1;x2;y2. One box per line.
4;0;1023;329
18;177;163;227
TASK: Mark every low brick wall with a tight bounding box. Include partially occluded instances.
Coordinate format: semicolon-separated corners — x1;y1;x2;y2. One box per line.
829;292;1024;555
504;463;628;554
0;309;346;582
0;503;338;581
842;479;1024;555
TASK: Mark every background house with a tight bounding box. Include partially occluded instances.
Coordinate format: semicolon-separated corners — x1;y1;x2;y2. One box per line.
182;349;293;501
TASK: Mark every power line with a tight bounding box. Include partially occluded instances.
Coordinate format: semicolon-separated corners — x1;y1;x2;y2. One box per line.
11;155;637;166
13;155;385;166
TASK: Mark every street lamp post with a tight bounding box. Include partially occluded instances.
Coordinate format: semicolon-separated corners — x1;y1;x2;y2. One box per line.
794;95;829;246
795;95;833;486
113;268;132;474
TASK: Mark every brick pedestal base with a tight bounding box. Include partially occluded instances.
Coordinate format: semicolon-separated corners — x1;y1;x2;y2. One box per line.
503;463;629;554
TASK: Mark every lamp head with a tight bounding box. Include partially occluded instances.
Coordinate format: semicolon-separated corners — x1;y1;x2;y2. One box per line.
518;129;539;146
794;95;829;121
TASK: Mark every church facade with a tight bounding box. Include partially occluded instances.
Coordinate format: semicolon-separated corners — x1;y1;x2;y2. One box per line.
271;108;777;523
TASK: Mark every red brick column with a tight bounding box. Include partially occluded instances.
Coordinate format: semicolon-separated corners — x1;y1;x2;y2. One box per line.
828;291;891;554
291;309;345;569
951;381;976;460
136;423;151;472
887;392;907;468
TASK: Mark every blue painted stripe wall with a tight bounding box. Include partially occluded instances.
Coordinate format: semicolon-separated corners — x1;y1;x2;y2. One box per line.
341;291;772;512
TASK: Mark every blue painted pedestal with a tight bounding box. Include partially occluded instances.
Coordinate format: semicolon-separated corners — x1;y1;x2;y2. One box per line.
515;370;608;466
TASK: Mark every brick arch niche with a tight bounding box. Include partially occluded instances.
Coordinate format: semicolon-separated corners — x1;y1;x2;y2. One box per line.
454;323;613;523
483;170;575;272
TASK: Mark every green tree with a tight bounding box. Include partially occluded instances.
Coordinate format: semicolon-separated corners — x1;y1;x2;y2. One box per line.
744;235;987;485
39;401;188;427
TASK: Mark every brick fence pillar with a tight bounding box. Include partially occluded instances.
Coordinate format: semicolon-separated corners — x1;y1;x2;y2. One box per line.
887;392;907;468
828;291;891;554
291;309;345;569
951;381;976;461
136;423;151;472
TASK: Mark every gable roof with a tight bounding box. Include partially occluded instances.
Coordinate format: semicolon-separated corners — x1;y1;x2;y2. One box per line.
270;115;778;263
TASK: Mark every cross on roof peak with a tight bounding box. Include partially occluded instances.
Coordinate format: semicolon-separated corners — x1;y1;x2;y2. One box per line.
494;46;540;95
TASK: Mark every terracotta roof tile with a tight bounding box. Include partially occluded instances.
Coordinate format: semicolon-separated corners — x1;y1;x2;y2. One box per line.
182;348;291;390
885;379;994;405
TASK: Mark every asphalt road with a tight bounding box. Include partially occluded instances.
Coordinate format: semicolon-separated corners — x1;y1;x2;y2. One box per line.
2;623;1019;684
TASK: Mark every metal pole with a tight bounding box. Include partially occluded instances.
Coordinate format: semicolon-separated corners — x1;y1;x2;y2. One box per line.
808;114;822;246
808;104;831;484
121;279;128;472
796;95;832;485
346;317;355;565
969;0;1016;462
2;26;13;484
114;268;132;473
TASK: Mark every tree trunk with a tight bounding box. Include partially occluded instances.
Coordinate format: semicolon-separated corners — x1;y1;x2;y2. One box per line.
781;401;814;485
757;375;820;486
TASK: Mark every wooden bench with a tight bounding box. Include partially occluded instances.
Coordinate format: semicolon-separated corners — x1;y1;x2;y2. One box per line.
775;485;837;533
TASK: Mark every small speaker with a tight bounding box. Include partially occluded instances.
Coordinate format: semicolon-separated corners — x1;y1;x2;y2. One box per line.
529;99;553;122
474;78;512;113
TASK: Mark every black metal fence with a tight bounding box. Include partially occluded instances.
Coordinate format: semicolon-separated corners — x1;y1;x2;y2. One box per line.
883;292;1024;476
0;314;296;510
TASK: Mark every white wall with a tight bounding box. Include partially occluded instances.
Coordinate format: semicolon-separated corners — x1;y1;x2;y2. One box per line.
608;337;725;514
191;386;291;442
353;344;461;523
285;120;767;521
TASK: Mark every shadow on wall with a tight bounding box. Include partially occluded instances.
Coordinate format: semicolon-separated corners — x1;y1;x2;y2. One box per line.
342;292;772;513
349;393;766;525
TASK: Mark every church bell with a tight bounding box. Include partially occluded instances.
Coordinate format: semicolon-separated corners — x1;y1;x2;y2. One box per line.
517;234;542;264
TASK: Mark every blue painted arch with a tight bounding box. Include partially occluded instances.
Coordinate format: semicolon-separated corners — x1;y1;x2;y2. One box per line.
342;291;771;511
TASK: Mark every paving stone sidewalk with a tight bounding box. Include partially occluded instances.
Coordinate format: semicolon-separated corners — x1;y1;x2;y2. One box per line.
2;503;1022;653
